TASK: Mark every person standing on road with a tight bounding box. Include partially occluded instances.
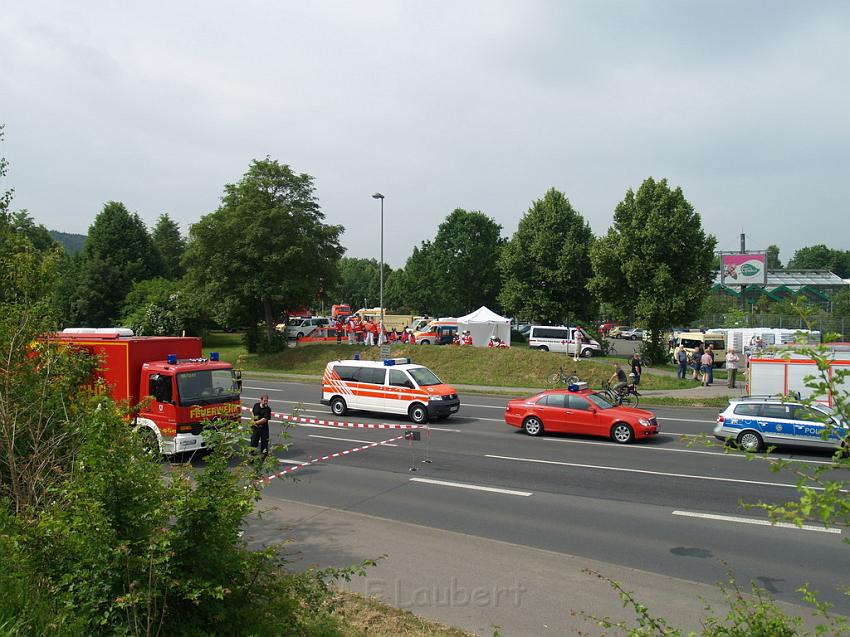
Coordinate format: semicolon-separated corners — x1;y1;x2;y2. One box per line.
335;317;344;344
691;344;704;381
700;349;713;387
725;347;740;389
706;344;715;385
629;352;642;386
251;393;272;457
675;345;688;379
346;317;355;345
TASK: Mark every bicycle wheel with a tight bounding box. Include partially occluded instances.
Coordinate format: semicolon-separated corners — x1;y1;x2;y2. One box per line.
641;355;653;367
546;370;563;385
620;392;639;408
601;389;618;404
607;344;617;356
566;375;580;385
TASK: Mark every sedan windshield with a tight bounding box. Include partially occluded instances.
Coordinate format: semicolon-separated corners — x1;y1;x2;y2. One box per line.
408;367;442;387
177;369;240;406
587;392;616;410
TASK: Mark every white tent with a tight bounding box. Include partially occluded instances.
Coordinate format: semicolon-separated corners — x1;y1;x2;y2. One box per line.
457;306;511;347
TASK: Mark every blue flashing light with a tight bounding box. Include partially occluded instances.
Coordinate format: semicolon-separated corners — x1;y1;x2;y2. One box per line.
384;357;410;366
167;354;177;365
210;351;219;361
383;359;395;366
567;383;579;392
353;353;360;360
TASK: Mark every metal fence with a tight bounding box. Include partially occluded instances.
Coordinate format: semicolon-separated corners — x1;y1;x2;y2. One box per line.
697;313;849;339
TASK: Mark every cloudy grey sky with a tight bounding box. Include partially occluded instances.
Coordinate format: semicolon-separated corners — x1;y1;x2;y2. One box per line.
2;1;848;267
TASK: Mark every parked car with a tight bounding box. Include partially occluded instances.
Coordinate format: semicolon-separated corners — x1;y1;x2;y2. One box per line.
504;388;659;443
619;328;645;341
714;397;848;453
608;326;633;339
598;322;619;336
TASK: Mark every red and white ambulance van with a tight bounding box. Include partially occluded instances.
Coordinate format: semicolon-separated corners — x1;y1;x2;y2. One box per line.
321;357;460;424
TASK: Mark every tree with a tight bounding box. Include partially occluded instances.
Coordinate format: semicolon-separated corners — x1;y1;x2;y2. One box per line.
151;213;186;279
589;177;716;358
766;244;783;270
332;257;392;309
183;158;344;343
0;124;12;224
67;202;163;326
787;244;850;278
429;209;504;316
10;210;59;252
499;188;596;324
389;243;440;315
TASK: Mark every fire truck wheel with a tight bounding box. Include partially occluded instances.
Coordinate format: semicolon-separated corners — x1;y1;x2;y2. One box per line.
408;403;429;424
139;427;160;455
330;397;348;416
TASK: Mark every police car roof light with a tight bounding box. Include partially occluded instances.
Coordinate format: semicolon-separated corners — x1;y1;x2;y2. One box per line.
210;351;219;361
167;354;177;364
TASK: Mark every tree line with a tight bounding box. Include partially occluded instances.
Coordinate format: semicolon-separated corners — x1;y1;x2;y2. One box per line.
6;137;848;356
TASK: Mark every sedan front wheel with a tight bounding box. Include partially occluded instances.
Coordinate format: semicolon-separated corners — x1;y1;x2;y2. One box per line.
611;423;634;444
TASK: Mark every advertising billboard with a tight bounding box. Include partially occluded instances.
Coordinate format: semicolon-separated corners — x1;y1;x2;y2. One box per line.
721;253;767;285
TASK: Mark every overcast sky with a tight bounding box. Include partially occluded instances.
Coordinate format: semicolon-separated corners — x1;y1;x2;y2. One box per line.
2;1;848;267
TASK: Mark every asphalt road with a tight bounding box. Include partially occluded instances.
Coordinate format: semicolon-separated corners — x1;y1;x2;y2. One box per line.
238;378;849;624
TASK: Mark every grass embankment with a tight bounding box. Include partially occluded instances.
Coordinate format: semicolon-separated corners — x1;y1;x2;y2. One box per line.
330;592;476;637
203;332;692;391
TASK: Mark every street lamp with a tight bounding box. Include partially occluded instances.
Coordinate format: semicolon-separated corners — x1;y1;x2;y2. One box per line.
372;193;385;344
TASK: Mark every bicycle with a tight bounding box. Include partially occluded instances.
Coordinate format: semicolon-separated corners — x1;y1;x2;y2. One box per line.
547;366;580;386
606;342;618;356
601;380;641;407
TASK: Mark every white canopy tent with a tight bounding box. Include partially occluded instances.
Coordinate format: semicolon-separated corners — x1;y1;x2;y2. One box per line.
457;306;511;347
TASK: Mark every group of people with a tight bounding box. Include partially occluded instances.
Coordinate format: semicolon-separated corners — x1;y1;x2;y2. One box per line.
450;330;475;346
673;343;740;388
333;316;417;346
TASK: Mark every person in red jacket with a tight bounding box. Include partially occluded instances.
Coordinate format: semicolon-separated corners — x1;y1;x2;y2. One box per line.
354;317;365;344
335;318;344;344
461;330;473;346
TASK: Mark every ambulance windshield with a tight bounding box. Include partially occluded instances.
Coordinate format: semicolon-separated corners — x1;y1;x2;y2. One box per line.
177;369;240;405
408;366;442;387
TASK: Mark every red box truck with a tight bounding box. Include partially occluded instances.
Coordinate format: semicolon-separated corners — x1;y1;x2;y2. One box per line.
53;328;242;455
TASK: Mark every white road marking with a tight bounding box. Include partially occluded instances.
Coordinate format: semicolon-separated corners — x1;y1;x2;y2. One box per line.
309;434;397;447
672;510;842;534
410;477;532;497
278;458;304;465
484;454;835;491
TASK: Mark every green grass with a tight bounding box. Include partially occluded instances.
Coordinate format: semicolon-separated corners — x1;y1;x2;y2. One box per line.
203;333;694;391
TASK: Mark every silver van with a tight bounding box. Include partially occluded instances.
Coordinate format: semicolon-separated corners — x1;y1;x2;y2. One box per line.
528;325;600;357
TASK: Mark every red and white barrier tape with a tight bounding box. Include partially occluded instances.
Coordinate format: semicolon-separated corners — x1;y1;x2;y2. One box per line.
241;406;425;430
263;434;407;482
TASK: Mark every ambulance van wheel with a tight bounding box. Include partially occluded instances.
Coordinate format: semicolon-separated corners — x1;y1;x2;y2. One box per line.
330;397;348;417
409;403;429;425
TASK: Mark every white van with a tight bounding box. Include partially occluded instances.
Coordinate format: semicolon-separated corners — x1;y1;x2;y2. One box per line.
321;358;460;424
527;325;601;357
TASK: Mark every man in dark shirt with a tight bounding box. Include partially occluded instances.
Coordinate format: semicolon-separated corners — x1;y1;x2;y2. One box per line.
251;393;272;457
629;353;642;385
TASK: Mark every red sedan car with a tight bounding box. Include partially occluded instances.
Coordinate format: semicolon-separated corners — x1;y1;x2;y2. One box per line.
504;389;659;443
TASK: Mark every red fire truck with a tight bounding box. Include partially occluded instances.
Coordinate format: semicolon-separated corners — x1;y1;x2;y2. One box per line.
54;328;242;455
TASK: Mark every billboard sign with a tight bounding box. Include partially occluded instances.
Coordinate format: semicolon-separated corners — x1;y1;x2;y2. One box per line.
721;253;767;285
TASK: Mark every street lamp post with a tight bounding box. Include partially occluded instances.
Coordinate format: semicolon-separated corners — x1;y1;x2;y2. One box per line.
372;193;385;344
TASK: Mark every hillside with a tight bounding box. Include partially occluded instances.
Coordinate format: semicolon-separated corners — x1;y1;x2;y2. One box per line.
48;230;86;254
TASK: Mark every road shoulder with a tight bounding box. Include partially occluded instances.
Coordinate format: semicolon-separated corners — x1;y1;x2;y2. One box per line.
247;496;821;636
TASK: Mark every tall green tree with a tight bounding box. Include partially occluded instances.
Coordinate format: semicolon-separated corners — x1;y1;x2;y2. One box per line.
10;210;58;252
766;244;783;270
589;177;716;358
151;213;186;279
332;257;392;309
499;188;596;324
429;209;504;316
68;202;162;326
787;244;850;278
0;124;12;224
183;158;344;342
389;243;440;315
